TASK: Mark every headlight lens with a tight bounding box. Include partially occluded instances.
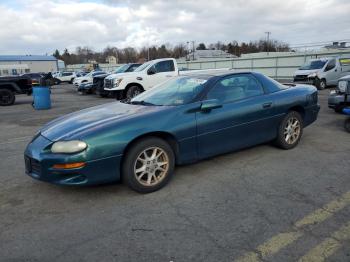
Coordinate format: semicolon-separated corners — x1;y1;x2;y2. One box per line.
338;81;348;93
114;78;123;86
308;72;317;78
51;140;87;154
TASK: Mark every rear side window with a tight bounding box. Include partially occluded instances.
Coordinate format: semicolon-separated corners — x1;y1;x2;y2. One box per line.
207;74;264;104
62;72;72;76
154;60;175;73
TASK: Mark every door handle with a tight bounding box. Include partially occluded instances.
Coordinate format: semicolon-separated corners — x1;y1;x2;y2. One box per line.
262;102;272;108
166;75;173;77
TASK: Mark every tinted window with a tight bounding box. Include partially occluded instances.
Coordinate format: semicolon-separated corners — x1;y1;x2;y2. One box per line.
154;60;175;73
325;59;336;71
131;77;207;106
299;60;327;70
62;72;72;76
127;64;141;72
207;74;264;103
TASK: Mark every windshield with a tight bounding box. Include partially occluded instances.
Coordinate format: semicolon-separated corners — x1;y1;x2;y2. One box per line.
299;60;327;70
131;77;208;106
114;64;129;73
134;61;152;72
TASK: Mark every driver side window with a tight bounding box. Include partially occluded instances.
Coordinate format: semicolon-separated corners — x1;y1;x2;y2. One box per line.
325;59;336;71
207;74;264;104
154;60;175;73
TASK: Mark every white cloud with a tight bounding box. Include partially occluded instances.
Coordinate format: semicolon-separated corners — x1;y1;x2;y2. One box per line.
0;0;349;54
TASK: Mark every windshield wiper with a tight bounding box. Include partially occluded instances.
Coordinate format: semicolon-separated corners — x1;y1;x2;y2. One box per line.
130;100;157;106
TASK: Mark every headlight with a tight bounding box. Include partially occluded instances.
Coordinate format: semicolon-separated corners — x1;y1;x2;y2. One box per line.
338;80;348;93
51;140;87;154
114;78;123;87
308;72;317;78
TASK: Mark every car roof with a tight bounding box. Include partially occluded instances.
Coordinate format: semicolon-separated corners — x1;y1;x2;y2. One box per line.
181;70;255;79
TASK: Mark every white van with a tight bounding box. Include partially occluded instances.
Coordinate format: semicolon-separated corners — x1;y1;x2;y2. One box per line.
293;57;350;89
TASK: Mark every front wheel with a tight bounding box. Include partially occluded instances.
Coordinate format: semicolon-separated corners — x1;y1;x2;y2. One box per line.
315;78;326;90
126;86;143;101
275;111;303;149
122;137;175;193
0;89;15;106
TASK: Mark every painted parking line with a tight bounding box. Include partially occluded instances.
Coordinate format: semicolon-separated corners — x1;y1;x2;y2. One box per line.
235;191;350;262
298;221;350;262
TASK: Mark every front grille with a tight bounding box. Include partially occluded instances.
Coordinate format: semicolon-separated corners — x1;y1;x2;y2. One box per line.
294;75;308;82
104;79;113;89
25;156;41;175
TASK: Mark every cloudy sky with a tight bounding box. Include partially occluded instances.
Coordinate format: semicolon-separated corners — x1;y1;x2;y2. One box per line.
1;0;349;55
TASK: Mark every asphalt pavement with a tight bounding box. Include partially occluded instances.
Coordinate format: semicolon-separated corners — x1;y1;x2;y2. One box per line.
1;84;350;262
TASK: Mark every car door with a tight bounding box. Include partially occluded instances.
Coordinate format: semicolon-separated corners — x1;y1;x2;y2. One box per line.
145;60;176;89
324;59;338;85
196;73;275;158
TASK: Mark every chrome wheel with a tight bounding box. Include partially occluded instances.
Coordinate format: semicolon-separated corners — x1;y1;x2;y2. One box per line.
284;117;301;144
134;147;169;187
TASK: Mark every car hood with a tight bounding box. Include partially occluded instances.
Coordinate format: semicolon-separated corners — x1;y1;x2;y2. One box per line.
339;75;350;81
41;102;160;141
105;72;136;80
294;69;320;76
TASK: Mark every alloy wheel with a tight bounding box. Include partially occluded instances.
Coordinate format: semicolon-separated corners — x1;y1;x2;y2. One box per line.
134;147;169;186
284;117;301;144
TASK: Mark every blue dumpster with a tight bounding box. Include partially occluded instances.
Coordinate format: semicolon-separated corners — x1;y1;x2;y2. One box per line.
33;86;51;110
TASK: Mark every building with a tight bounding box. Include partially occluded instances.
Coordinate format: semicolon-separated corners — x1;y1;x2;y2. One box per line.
179;49;237;61
324;42;350;50
0;55;58;76
106;55;118;64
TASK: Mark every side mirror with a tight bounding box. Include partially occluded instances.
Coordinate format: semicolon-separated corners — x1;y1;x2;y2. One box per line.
148;67;156;75
201;99;222;111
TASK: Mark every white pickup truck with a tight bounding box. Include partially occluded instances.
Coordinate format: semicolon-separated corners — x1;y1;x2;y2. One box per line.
104;58;229;100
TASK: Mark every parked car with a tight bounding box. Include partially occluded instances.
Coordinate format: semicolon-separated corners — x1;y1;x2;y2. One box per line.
80;63;142;96
104;58;182;100
293;57;350;90
0;75;32;106
73;71;106;88
24;71;319;193
54;72;76;84
22;73;44;86
329;75;350;112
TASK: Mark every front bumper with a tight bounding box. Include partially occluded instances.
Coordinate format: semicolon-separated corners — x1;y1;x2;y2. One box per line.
293;77;316;86
78;83;95;92
328;92;349;109
24;135;122;186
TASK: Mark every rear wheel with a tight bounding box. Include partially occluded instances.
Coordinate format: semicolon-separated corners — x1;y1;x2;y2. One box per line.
0;89;15;106
126;86;143;101
122;137;175;193
53;78;61;85
275;111;303;149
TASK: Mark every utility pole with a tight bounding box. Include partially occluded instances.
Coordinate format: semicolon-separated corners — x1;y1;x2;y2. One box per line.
147;47;150;61
186;41;190;61
265;31;271;55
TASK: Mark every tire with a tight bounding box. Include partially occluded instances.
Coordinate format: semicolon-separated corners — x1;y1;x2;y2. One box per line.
53;78;61;85
122;137;175;193
126;86;143;100
69;78;74;84
335;105;345;113
0;89;15;106
345;118;350;133
275;111;303;149
315;78;326;90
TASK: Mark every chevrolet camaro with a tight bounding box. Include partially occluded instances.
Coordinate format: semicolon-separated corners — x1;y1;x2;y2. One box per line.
24;72;320;193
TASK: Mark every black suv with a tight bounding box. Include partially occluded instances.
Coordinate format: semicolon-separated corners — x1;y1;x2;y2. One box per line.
0;75;32;106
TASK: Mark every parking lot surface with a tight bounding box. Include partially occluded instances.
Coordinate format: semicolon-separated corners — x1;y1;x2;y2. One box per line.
1;85;350;262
